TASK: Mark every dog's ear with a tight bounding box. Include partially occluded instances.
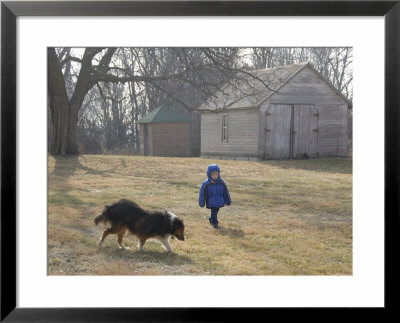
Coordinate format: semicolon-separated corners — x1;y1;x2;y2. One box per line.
171;218;183;231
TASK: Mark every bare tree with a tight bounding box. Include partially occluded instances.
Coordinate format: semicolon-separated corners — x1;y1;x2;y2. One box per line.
49;47;352;156
48;47;247;155
48;47;116;154
252;48;275;69
248;47;353;100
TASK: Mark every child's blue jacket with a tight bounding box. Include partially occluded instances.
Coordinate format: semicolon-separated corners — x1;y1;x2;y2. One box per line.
198;164;231;209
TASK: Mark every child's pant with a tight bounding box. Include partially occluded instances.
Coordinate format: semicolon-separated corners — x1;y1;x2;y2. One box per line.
209;207;219;226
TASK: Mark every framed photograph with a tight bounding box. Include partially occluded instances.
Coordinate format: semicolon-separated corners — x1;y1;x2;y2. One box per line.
2;0;399;321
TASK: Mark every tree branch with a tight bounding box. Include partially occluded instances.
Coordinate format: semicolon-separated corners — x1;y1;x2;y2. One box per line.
60;56;83;66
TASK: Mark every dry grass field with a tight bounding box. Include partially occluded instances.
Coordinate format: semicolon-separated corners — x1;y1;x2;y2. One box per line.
48;155;352;275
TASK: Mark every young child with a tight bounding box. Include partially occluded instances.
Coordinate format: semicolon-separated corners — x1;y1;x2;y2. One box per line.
198;164;231;228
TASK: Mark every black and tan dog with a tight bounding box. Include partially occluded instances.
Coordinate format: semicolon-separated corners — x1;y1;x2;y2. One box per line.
94;199;184;252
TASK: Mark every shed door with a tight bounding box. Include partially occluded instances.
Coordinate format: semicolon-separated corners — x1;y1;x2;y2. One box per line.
264;104;319;159
264;104;292;159
292;104;319;158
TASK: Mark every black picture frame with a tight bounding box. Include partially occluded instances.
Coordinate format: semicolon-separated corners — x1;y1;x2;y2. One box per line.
1;1;399;321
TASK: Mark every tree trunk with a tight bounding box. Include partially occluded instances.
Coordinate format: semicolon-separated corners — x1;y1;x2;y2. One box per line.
48;48;70;155
111;96;120;150
129;81;140;152
48;48;106;155
66;104;80;154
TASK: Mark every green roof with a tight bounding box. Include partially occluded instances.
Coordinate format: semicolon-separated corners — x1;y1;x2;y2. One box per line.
138;106;191;124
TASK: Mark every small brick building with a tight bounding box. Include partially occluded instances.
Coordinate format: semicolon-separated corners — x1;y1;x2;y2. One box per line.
138;106;191;157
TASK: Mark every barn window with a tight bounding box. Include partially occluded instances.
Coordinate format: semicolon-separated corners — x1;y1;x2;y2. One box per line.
222;115;228;141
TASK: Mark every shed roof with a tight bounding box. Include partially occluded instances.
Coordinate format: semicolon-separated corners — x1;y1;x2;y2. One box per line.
138;106;191;124
198;62;352;111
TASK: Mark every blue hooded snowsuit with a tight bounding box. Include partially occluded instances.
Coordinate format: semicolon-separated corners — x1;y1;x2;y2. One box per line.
198;164;231;226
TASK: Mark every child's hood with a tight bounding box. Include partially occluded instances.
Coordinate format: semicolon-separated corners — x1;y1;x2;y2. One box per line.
207;164;221;181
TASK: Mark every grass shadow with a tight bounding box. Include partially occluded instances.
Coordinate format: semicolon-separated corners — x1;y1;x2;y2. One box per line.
101;247;194;266
49;155;110;208
50;155;108;178
216;226;245;238
48;188;89;207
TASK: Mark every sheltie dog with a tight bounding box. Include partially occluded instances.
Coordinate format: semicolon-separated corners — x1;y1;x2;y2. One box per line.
94;199;185;252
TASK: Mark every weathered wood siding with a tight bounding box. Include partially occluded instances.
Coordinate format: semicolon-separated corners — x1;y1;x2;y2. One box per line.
201;109;259;158
259;66;348;158
262;104;319;159
292;104;319;158
264;104;292;159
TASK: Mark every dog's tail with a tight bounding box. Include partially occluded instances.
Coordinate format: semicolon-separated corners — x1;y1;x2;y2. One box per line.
94;205;110;225
94;213;106;225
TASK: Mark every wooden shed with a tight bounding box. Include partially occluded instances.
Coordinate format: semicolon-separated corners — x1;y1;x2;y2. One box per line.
199;62;352;160
138;106;191;157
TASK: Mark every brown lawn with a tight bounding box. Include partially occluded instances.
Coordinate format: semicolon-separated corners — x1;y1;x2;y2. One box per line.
48;155;352;275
